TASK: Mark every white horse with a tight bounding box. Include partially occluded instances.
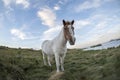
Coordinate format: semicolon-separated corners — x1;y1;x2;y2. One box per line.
41;20;76;72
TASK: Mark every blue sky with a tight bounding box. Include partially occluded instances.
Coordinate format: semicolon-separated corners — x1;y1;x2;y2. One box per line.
0;0;120;49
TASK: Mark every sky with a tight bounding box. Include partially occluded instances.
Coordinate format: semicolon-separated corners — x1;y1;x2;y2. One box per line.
0;0;120;49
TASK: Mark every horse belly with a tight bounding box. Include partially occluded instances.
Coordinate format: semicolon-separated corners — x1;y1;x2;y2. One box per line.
45;47;53;55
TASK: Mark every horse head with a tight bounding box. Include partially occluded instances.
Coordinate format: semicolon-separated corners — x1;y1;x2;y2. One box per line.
63;20;76;45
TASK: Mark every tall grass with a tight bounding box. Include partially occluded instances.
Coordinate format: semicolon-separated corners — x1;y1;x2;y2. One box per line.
0;46;120;80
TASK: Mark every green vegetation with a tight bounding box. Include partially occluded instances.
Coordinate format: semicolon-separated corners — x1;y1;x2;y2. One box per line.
0;46;120;80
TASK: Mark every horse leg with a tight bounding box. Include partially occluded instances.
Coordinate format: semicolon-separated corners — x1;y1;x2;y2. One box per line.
60;55;65;71
47;56;52;67
55;54;60;72
47;56;53;71
42;51;47;65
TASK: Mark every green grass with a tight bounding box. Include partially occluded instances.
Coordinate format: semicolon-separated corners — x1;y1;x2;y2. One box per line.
0;46;120;80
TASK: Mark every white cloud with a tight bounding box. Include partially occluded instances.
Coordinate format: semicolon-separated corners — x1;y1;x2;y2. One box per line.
58;0;64;4
53;0;69;11
75;20;90;29
2;0;13;7
10;28;41;40
37;7;56;28
74;14;108;30
16;0;30;8
41;25;61;40
75;0;113;12
54;5;60;10
95;21;107;29
75;0;100;12
11;28;26;40
2;0;30;9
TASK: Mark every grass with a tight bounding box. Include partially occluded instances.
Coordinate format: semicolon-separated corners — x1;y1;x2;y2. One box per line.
0;46;120;80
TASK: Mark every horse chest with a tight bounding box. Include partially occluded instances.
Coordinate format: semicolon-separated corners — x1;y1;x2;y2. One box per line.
53;46;67;54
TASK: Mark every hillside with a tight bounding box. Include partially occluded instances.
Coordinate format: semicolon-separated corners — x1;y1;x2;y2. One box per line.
84;39;120;50
0;46;120;80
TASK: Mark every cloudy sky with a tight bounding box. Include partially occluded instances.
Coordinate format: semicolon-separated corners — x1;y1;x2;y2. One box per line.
0;0;120;49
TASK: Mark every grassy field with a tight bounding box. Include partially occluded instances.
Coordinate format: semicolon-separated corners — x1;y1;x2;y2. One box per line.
0;46;120;80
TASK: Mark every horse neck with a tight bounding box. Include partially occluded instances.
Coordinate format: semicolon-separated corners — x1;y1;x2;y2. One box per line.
55;27;67;46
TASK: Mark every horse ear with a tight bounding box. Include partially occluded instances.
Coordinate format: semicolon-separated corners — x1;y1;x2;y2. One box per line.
71;20;74;25
63;20;66;26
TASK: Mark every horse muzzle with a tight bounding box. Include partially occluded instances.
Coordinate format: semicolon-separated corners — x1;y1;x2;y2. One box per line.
69;37;76;45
